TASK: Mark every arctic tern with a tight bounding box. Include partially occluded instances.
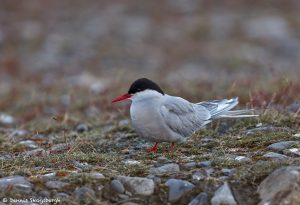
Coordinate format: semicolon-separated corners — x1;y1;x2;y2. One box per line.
112;78;257;152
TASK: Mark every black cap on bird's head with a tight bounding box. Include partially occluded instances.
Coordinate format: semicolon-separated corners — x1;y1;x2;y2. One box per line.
128;78;164;95
112;78;164;103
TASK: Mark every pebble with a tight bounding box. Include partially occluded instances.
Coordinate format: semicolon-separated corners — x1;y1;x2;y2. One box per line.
88;172;105;179
198;160;212;167
111;179;125;194
165;179;195;202
121;203;140;205
293;133;300;138
211;182;237;205
55;192;70;199
45;180;69;189
222;168;235;177
123;159;141;166
18;140;39;149
188;192;209;205
157;156;172;164
38;190;50;197
267;141;297;152
182;162;197;170
74;187;95;203
263;152;289;161
76;123;89;133
117;176;154;196
192;171;206;181
234;156;251;162
283;148;300;157
149;163;180;176
73;160;93;171
0;176;33;194
0;113;15;124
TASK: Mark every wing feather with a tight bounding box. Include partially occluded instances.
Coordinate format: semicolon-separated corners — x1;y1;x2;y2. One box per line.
160;96;211;138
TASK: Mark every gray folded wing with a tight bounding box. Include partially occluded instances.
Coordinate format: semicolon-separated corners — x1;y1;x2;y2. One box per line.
160;96;211;138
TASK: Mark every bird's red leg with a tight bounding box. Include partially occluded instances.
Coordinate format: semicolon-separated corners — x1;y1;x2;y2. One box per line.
146;142;159;153
169;142;175;152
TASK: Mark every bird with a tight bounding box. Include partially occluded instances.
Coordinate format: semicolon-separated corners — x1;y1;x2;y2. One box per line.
112;78;258;152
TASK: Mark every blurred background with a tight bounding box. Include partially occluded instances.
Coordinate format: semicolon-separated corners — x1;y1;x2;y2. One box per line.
1;0;300;126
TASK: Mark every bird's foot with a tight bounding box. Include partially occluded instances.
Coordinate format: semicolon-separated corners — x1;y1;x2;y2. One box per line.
146;142;159;153
169;142;175;152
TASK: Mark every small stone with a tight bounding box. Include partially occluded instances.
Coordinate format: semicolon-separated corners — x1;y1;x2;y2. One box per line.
117;176;155;196
165;179;195;202
73;160;93;171
38;190;50;197
45;180;69;189
198;160;212;167
111;179;125;194
76;123;89;133
0;113;15;124
74;187;95;203
267;141;297;152
41;172;56;181
293;133;300;138
149;163;180;176
211;182;237;205
188;192;209;205
55;192;70;199
123;159;141;166
283;148;300;157
121;203;140;205
258;166;300;205
263;152;290;161
147;175;161;184
157;156;172;164
88;172;105;179
0;176;33;194
192;171;206;181
182;162;197;170
234;156;251;162
222;168;235;177
18;140;38;150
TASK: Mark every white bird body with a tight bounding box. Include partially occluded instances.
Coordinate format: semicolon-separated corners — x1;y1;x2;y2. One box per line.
112;78;257;152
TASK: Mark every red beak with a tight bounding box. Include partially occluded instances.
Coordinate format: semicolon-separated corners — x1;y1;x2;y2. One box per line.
112;93;132;103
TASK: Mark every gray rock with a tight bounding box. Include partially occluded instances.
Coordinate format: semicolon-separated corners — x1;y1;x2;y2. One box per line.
121;203;140;205
0;113;15;124
165;179;195;202
18;140;39;150
74;187;95;203
88;172;105;179
188;192;209;205
211;182;237;205
149;163;180;176
182;162;197;170
31;134;47;141
76;123;89;133
198;160;212;167
55;192;70;199
267;141;297;152
50;143;70;153
0;176;33;194
234;156;251;162
38;190;50;197
263;152;290;161
45;180;69;189
222;168;235;177
258;166;300;205
293;133;300;138
283;148;300;157
117;176;154;196
111;179;125;194
192;171;206;181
